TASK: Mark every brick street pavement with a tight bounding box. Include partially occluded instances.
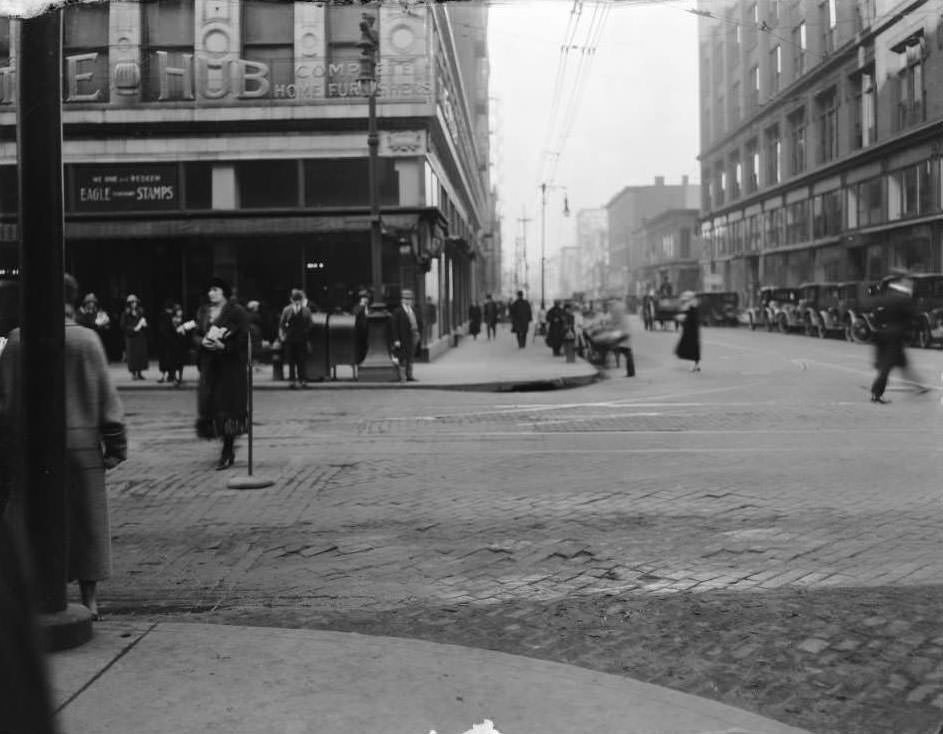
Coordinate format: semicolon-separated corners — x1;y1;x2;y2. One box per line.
97;323;943;734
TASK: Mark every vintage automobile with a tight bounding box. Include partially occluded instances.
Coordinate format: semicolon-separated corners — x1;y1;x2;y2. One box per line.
695;291;740;326
747;287;801;332
799;281;866;339
862;273;943;348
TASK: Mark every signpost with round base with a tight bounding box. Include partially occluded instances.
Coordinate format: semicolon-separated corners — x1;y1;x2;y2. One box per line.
227;335;274;490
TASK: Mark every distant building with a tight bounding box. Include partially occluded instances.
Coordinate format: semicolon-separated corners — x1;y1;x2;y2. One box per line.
557;245;581;300
605;176;700;296
697;0;943;308
635;209;702;295
575;208;608;299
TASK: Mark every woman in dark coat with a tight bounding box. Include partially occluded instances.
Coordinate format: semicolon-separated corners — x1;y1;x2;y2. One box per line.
119;294;149;379
193;277;249;470
545;300;567;356
468;302;482;339
675;291;701;372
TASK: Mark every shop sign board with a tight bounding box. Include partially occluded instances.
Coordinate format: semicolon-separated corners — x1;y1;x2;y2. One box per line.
71;165;179;213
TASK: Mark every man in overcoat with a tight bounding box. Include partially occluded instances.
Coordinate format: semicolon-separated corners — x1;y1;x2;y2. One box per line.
509;290;533;348
390;288;423;383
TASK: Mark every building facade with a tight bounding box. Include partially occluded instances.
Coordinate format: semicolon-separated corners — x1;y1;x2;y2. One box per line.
635;208;702;295
698;0;943;309
574;207;608;300
0;0;495;356
605;176;700;297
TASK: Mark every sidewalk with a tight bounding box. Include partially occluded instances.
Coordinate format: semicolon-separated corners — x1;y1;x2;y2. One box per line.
109;324;601;392
51;620;812;734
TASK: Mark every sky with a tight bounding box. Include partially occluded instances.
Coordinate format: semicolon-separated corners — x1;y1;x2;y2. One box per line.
487;0;701;295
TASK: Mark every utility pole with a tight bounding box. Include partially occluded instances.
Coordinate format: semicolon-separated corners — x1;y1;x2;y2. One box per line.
18;7;93;651
517;209;531;295
538;183;570;309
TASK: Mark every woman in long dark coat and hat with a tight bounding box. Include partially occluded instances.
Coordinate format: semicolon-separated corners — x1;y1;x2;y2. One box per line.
193;277;249;470
675;290;701;372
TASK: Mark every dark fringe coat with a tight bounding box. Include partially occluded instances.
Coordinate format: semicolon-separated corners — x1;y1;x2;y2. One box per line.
194;299;249;439
675;305;701;362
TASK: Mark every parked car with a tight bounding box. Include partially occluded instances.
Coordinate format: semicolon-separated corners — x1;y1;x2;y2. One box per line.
863;273;943;348
747;287;801;332
799;281;865;339
695;291;740;326
0;279;18;355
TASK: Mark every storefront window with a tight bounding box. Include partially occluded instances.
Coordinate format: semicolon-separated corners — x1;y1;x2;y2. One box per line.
184;163;212;209
856;177;883;227
63;1;110;103
785;200;808;243
0;166;17;214
142;0;195;102
304;159;397;207
243;0;294;89
765;208;782;248
238;160;299;208
918;159;939;214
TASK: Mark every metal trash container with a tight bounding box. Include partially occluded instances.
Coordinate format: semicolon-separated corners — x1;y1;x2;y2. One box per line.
305;312;329;381
327;313;359;380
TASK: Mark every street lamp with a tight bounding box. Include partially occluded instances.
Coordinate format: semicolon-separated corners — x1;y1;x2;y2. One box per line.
539;182;570;309
355;10;396;381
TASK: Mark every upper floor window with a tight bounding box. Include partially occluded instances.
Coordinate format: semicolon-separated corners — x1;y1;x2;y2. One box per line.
715;94;725;136
765;124;781;185
142;0;195;102
745;138;759;193
730;81;741;124
63;2;110;103
748;64;759;110
327;6;379;97
242;0;294;89
893;39;926;131
730;153;742;200
0;18;10;104
792;21;806;77
851;67;876;149
816;87;838;163
769;45;781;94
788;107;806;175
768;0;780;23
813;190;842;238
820;0;837;53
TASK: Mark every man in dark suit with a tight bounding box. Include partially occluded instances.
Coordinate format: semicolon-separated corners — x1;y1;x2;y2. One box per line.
390;288;422;383
483;294;499;340
508;290;533;348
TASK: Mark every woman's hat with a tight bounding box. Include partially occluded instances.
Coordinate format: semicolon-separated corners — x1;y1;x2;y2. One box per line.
680;290;695;301
83;292;98;305
209;277;231;298
126;294;139;304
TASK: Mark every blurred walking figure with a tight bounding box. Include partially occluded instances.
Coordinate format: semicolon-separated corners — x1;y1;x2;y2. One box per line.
675;291;701;372
468;301;482;340
0;274;127;620
352;289;371;364
75;292;111;347
120;294;148;379
163;304;190;386
194;277;249;470
279;289;312;389
870;277;927;403
483;294;499;340
391;288;422;383
509;290;533;349
156;299;178;383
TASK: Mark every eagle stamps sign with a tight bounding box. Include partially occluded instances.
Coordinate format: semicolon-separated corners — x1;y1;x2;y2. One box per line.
72;165;179;213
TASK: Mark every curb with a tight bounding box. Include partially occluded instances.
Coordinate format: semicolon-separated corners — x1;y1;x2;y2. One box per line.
114;372;603;393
